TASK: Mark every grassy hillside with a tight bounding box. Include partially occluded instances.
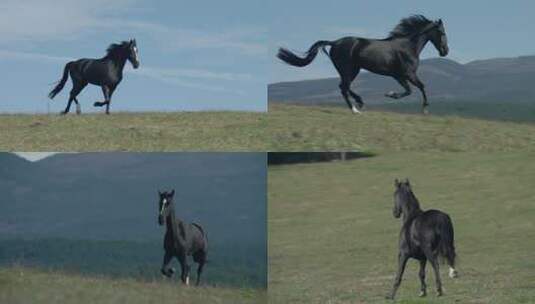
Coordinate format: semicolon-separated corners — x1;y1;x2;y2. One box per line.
268;152;535;303
0;111;268;151
267;104;535;151
0;266;266;304
2;105;535;151
0;238;266;289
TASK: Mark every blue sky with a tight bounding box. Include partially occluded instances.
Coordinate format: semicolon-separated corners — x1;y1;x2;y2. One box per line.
0;0;267;113
269;0;535;82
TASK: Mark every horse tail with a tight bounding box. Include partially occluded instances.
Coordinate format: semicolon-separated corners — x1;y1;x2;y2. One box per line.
277;40;333;67
192;223;207;248
48;62;72;99
437;213;456;268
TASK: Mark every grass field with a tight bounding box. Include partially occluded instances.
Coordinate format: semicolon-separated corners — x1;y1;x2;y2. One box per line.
0;111;268;151
267;105;535;152
268;152;535;303
2;105;535;151
0;266;266;304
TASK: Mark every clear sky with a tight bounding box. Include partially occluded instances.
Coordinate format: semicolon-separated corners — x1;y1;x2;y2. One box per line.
269;0;535;82
0;0;268;113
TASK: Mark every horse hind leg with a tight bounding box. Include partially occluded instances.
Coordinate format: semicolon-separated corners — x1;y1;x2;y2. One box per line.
418;259;427;297
61;81;86;115
339;81;360;114
178;254;191;285
193;250;207;286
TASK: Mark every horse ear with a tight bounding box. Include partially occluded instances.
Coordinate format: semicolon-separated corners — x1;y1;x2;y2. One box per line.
395;178;401;187
158;190;162;196
437;19;443;25
405;178;411;186
170;189;175;197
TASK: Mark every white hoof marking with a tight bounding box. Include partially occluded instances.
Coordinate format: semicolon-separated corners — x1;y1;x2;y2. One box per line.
186;276;190;285
351;106;361;114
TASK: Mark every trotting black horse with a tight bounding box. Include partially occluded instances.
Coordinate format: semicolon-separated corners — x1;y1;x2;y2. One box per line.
387;179;457;300
277;15;449;114
48;39;140;115
157;190;208;286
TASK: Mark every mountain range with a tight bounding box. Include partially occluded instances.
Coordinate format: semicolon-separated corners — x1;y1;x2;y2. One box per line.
269;56;535;105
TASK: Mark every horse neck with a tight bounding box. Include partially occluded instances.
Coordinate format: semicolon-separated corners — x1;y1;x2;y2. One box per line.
401;192;423;224
104;53;128;72
398;32;430;56
165;205;181;239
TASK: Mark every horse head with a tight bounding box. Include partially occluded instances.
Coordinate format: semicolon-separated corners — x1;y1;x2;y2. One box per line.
158;189;175;225
428;19;449;57
127;39;140;69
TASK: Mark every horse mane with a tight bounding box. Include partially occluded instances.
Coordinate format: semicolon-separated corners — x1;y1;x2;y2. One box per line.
398;184;422;214
388;15;434;38
105;41;129;59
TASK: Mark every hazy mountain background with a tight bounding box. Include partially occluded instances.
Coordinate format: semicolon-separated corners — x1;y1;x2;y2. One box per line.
269;56;535;122
0;152;267;288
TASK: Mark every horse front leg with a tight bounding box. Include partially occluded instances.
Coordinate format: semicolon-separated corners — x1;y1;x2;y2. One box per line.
407;74;429;114
386;252;409;300
385;77;412;100
160;251;175;277
94;85;111;114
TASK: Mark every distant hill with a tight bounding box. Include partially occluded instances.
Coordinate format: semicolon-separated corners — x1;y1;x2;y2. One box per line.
269;56;535;110
0;152;265;243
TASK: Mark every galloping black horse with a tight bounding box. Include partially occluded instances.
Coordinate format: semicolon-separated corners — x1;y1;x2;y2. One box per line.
387;179;457;299
157;190;208;286
48;39;140;115
277;15;449;114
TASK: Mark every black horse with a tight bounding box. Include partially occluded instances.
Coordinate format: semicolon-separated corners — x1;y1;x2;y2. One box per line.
157;190;208;286
277;15;449;114
387;179;457;299
48;39;140;115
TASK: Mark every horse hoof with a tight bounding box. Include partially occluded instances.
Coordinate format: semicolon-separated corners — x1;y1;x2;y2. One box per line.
437;291;443;297
351;106;361;114
385;295;394;300
419;291;427;297
60;111;67;116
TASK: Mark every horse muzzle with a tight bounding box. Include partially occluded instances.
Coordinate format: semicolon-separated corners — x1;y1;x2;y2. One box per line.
439;46;449;57
158;215;164;225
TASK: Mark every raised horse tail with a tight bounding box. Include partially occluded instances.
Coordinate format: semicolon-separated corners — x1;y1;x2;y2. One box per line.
192;223;208;247
437;214;456;268
277;40;333;67
48;62;72;99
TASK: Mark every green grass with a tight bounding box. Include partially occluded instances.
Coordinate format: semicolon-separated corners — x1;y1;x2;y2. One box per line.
268;152;535;303
0;266;266;304
2;105;535;151
0;111;268;151
267;104;535;151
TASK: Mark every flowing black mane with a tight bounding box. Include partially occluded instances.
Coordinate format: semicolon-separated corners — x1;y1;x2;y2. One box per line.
398;183;421;212
105;41;130;59
388;15;434;38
